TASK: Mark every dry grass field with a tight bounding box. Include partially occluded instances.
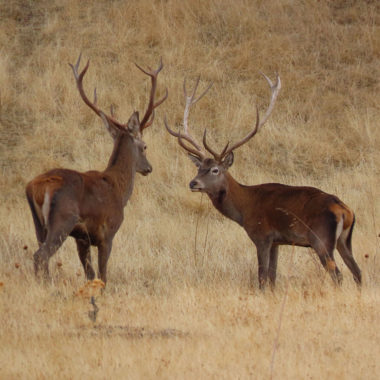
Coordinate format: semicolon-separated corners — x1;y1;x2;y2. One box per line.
1;0;379;378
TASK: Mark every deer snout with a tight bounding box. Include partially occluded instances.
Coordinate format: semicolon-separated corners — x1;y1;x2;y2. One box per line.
139;162;152;176
143;165;153;176
189;179;202;191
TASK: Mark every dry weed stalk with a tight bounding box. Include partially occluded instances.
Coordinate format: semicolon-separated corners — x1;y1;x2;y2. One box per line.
193;194;203;267
202;201;211;260
270;243;295;380
88;296;99;323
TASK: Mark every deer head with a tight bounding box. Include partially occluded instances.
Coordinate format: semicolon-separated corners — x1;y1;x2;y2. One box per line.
164;73;281;195
70;53;168;176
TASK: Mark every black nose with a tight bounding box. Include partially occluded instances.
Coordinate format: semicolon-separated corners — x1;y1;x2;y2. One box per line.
189;180;197;189
143;165;152;176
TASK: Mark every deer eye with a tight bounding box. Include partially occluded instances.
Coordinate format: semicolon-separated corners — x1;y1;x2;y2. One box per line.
211;167;219;175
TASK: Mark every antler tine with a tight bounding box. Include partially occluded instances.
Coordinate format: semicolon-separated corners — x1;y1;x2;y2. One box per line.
257;72;281;130
220;73;281;159
220;141;230;157
183;77;212;136
69;52;82;80
136;57;168;131
154;88;169;108
184;76;199;103
135;56;164;77
183;77;213;106
193;81;213;104
202;129;223;161
203;129;231;162
143;110;155;129
164;116;204;155
222;106;260;158
165;76;214;161
69;53;125;130
99;111;109;128
178;132;205;160
181;77;215;158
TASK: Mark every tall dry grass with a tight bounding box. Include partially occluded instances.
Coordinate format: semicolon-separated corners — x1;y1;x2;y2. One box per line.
1;0;379;378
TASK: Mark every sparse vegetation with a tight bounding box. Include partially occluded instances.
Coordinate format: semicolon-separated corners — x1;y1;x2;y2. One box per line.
0;0;379;378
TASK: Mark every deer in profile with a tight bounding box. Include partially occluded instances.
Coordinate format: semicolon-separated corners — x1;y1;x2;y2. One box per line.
164;75;361;289
26;54;167;283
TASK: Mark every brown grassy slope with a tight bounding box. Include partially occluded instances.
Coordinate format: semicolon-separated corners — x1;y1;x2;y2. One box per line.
0;0;380;379
1;0;379;186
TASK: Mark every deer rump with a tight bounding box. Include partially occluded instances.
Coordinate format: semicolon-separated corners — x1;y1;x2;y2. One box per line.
26;169;125;246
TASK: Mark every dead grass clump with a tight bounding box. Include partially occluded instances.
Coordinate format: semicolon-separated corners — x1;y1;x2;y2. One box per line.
75;279;105;298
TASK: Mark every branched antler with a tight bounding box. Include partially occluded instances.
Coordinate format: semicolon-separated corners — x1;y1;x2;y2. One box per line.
70;53;167;133
69;53;126;130
164;77;213;160
165;72;280;162
215;73;281;160
135;58;168;131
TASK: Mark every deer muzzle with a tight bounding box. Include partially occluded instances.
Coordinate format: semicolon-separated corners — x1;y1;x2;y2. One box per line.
142;165;152;176
189;179;203;192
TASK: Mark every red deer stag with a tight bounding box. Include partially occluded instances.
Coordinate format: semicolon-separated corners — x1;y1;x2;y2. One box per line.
164;75;361;288
26;53;167;283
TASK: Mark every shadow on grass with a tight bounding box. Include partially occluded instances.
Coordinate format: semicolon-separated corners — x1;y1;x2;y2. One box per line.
74;324;189;340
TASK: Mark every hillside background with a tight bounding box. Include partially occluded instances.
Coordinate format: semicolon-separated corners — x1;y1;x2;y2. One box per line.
0;1;379;378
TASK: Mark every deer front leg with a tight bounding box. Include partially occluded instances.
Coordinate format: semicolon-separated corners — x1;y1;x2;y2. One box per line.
255;240;272;289
97;240;113;284
268;245;279;288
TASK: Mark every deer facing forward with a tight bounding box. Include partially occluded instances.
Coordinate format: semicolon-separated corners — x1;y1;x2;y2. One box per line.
26;54;167;283
164;75;361;289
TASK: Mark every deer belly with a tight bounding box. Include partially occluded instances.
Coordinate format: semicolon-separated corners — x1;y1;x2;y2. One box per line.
70;223;102;246
273;229;311;247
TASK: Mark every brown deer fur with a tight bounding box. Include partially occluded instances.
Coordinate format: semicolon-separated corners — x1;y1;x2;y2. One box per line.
26;54;167;283
165;74;361;288
189;159;361;288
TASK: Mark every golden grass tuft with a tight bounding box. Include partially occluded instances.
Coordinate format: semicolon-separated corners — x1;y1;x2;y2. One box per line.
75;279;106;298
1;0;380;378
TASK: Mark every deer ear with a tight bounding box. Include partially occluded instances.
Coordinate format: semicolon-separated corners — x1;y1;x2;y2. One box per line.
127;111;140;136
100;112;119;140
222;151;234;169
188;154;202;168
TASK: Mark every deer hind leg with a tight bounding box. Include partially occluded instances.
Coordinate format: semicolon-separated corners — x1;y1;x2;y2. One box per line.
26;188;47;246
336;222;361;285
33;193;80;279
34;214;79;279
268;245;279;288
310;215;342;285
314;249;343;285
76;238;95;280
97;240;113;284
